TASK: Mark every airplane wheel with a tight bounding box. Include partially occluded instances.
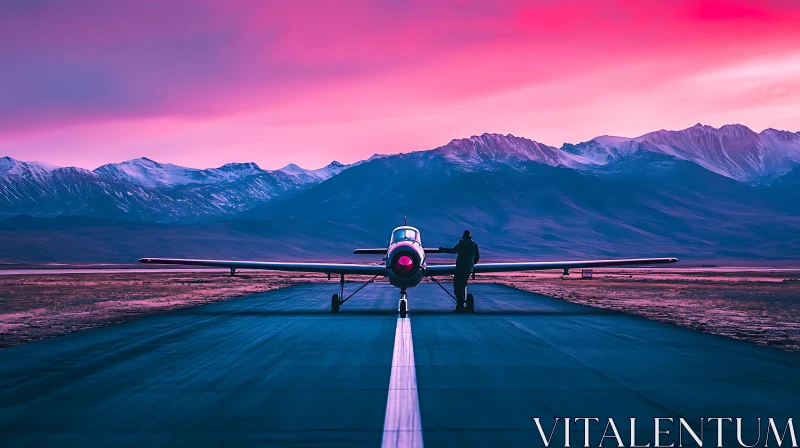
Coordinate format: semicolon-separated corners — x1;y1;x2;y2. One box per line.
399;299;407;318
331;294;340;313
466;293;475;314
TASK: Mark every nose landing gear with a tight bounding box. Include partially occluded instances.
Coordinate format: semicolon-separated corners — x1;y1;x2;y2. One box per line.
399;288;408;318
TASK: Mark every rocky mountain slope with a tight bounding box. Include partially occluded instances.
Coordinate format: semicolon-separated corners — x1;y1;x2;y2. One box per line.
0;157;355;222
563;124;800;182
1;124;798;263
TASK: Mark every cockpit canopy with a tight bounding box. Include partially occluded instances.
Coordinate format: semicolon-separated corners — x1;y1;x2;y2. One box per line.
391;227;420;244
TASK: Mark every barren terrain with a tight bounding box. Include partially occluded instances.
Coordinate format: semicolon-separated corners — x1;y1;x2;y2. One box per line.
1;268;799;351
477;268;800;351
0;271;328;349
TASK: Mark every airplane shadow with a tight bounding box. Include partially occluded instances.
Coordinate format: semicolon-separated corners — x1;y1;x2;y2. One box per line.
410;309;610;316
173;309;611;317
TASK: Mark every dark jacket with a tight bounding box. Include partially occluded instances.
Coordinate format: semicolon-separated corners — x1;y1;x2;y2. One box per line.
440;236;480;271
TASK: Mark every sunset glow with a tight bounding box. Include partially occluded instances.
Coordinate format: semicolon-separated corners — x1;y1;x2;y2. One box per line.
2;0;799;169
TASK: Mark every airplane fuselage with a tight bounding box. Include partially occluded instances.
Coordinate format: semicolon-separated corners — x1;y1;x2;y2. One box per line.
385;226;426;289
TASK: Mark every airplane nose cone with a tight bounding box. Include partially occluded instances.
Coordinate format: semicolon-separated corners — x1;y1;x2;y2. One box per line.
396;255;414;273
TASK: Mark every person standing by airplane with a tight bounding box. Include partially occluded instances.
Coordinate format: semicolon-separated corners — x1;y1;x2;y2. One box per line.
439;230;480;312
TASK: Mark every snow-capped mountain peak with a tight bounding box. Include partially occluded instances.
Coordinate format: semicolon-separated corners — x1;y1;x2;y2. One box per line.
278;161;351;182
561;136;640;165
633;123;787;182
206;162;264;181
94;157;206;187
760;128;800;140
312;161;348;180
0;156;58;177
592;135;632;146
3;123;799;223
94;158;271;187
434;133;579;167
216;162;262;172
277;163;306;177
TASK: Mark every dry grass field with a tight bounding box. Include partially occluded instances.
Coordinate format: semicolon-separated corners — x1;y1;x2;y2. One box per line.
477;268;800;351
1;268;799;351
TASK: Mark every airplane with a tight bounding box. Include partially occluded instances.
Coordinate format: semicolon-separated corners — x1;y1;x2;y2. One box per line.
140;224;678;317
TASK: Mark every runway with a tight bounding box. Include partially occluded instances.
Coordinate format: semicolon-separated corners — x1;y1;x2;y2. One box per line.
1;283;799;447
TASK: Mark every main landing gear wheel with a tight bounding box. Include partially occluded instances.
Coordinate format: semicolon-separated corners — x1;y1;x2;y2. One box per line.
331;294;340;313
399;299;407;318
466;293;475;314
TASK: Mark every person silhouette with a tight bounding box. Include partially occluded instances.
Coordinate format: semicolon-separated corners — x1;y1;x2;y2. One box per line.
439;230;480;312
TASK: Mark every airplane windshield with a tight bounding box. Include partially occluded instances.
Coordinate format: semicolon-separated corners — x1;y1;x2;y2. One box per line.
392;229;418;243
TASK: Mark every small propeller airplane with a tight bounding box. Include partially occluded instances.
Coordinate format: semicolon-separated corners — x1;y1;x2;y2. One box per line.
140;223;678;317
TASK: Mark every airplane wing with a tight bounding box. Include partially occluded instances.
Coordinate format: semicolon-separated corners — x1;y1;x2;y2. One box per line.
139;258;386;275
425;257;678;275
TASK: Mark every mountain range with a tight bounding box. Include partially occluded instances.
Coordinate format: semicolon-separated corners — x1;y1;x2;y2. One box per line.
1;123;798;264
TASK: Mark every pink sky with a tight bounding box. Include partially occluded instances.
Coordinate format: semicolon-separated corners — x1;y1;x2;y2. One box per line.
1;0;799;170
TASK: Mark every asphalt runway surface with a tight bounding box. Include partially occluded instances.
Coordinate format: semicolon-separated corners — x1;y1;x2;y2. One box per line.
1;283;799;447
